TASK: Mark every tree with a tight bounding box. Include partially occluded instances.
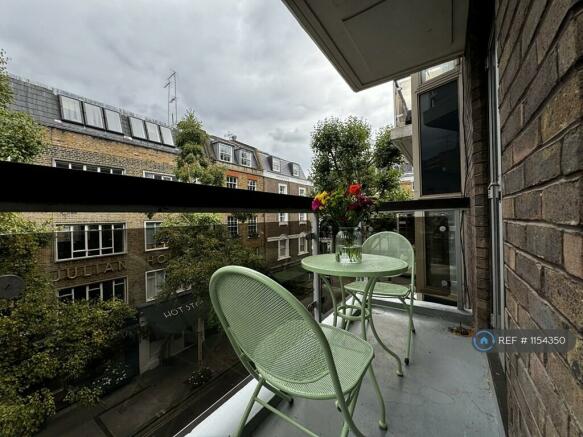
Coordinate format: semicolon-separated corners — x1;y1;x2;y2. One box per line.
0;50;46;162
174;111;225;186
157;214;265;364
0;51;135;435
310;116;410;201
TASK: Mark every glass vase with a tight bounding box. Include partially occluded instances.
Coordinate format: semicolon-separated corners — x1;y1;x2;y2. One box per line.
335;227;363;264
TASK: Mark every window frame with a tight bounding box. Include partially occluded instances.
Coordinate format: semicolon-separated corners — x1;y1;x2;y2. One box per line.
292;164;300;177
277;237;289;260
272;158;281;172
247;216;258;237
160;126;175;146
82;102;105;129
54;159;125;175
145;269;166;302
59;95;84;124
57;277;127;303
247;179;257;191
227;216;239;237
298;233;308;255
145;122;162;143
144;221;167;251
129;117;147;139
226;176;238;189
278;212;289;225
104;109;123;134
218;144;234;163
278;183;288;195
411;63;465;200
143;171;175;181
240;150;252;167
54;222;127;262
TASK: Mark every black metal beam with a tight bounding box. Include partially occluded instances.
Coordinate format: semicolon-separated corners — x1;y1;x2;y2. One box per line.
0;161;312;213
377;197;470;212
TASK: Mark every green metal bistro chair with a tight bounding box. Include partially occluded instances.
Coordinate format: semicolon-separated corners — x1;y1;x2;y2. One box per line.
345;232;416;366
209;266;388;437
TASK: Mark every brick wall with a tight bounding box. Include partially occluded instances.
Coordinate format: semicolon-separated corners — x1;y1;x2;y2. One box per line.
463;0;493;328
497;0;583;435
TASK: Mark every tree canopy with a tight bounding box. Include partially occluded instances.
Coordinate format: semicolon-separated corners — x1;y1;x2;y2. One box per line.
310;116;409;201
174;111;225;186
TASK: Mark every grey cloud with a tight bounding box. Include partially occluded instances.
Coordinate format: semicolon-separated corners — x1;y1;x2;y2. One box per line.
0;0;394;172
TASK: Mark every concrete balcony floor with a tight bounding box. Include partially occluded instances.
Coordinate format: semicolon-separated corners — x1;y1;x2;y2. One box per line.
252;307;505;437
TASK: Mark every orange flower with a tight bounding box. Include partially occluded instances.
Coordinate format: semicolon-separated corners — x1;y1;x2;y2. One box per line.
348;184;361;195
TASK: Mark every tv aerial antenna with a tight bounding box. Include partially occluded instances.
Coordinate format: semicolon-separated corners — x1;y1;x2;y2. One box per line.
164;71;178;126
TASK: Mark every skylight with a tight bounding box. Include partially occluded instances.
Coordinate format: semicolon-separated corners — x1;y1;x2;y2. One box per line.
160;126;175;146
104;109;123;134
59;96;83;124
145;122;161;143
83;103;104;129
129;117;146;139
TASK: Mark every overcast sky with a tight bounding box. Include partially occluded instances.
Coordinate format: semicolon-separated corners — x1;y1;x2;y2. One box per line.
1;0;394;173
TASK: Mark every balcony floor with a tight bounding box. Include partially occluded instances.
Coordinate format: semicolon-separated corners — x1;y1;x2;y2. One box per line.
252;307;505;437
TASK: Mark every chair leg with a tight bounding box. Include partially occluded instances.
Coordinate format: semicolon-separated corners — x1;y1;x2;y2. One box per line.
367;362;388;430
369;315;404;376
235;378;264;437
339;379;366;437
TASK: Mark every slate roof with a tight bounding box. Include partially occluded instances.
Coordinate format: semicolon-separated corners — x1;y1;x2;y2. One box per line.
257;151;308;180
8;75;178;155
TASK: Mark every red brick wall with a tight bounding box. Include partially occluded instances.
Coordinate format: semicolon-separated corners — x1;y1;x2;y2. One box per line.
497;0;583;435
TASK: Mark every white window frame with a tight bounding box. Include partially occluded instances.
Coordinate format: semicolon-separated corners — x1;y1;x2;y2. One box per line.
57;277;127;303
299;212;308;224
144;221;167;251
55;223;126;262
240;150;252;167
272;158;281;172
54;159;125;175
226;176;238;189
298;233;308;255
143;171;175;181
219;144;233;163
248;180;257;191
277;237;290;260
292;164;300;177
227;216;239;237
279;212;289;225
298;187;307;196
145;269;166;302
278;184;288;195
247;216;258;237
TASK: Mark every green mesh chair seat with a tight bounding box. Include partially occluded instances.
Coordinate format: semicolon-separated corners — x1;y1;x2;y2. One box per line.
257;324;373;399
345;280;410;297
210;265;387;437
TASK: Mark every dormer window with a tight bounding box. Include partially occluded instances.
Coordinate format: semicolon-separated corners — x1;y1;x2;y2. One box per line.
83;103;104;129
129;117;146;139
219;144;233;163
59;96;83;124
292;164;300;177
272;158;281;172
240;150;252;167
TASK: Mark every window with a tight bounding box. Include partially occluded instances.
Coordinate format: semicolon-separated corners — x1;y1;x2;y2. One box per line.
129;117;146;139
298;234;308;254
292;164;300;177
248;180;257;191
145;221;167;251
248;216;258;236
298;187;307;196
104;109;123;133
226;176;238;189
83;102;104;129
278;238;289;260
55;160;124;175
144;171;175;181
56;223;125;260
145;122;161;143
146;270;166;302
227;216;238;237
279;212;288;224
240;150;252;167
160;126;175;146
419;80;461;195
219;144;233;163
421;60;458;83
59;96;83;123
299;212;307;223
272;158;281;172
58;278;126;303
278;184;288;195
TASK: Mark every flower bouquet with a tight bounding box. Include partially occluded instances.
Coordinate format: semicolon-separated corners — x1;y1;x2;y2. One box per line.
312;184;375;263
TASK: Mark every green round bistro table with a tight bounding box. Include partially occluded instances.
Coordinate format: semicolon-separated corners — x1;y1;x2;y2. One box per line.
301;253;409;375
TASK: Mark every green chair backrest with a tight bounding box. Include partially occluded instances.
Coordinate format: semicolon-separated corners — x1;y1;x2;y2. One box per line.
363;231;415;277
209;266;332;385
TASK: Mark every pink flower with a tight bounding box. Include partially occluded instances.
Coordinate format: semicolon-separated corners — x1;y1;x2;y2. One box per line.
311;199;321;211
